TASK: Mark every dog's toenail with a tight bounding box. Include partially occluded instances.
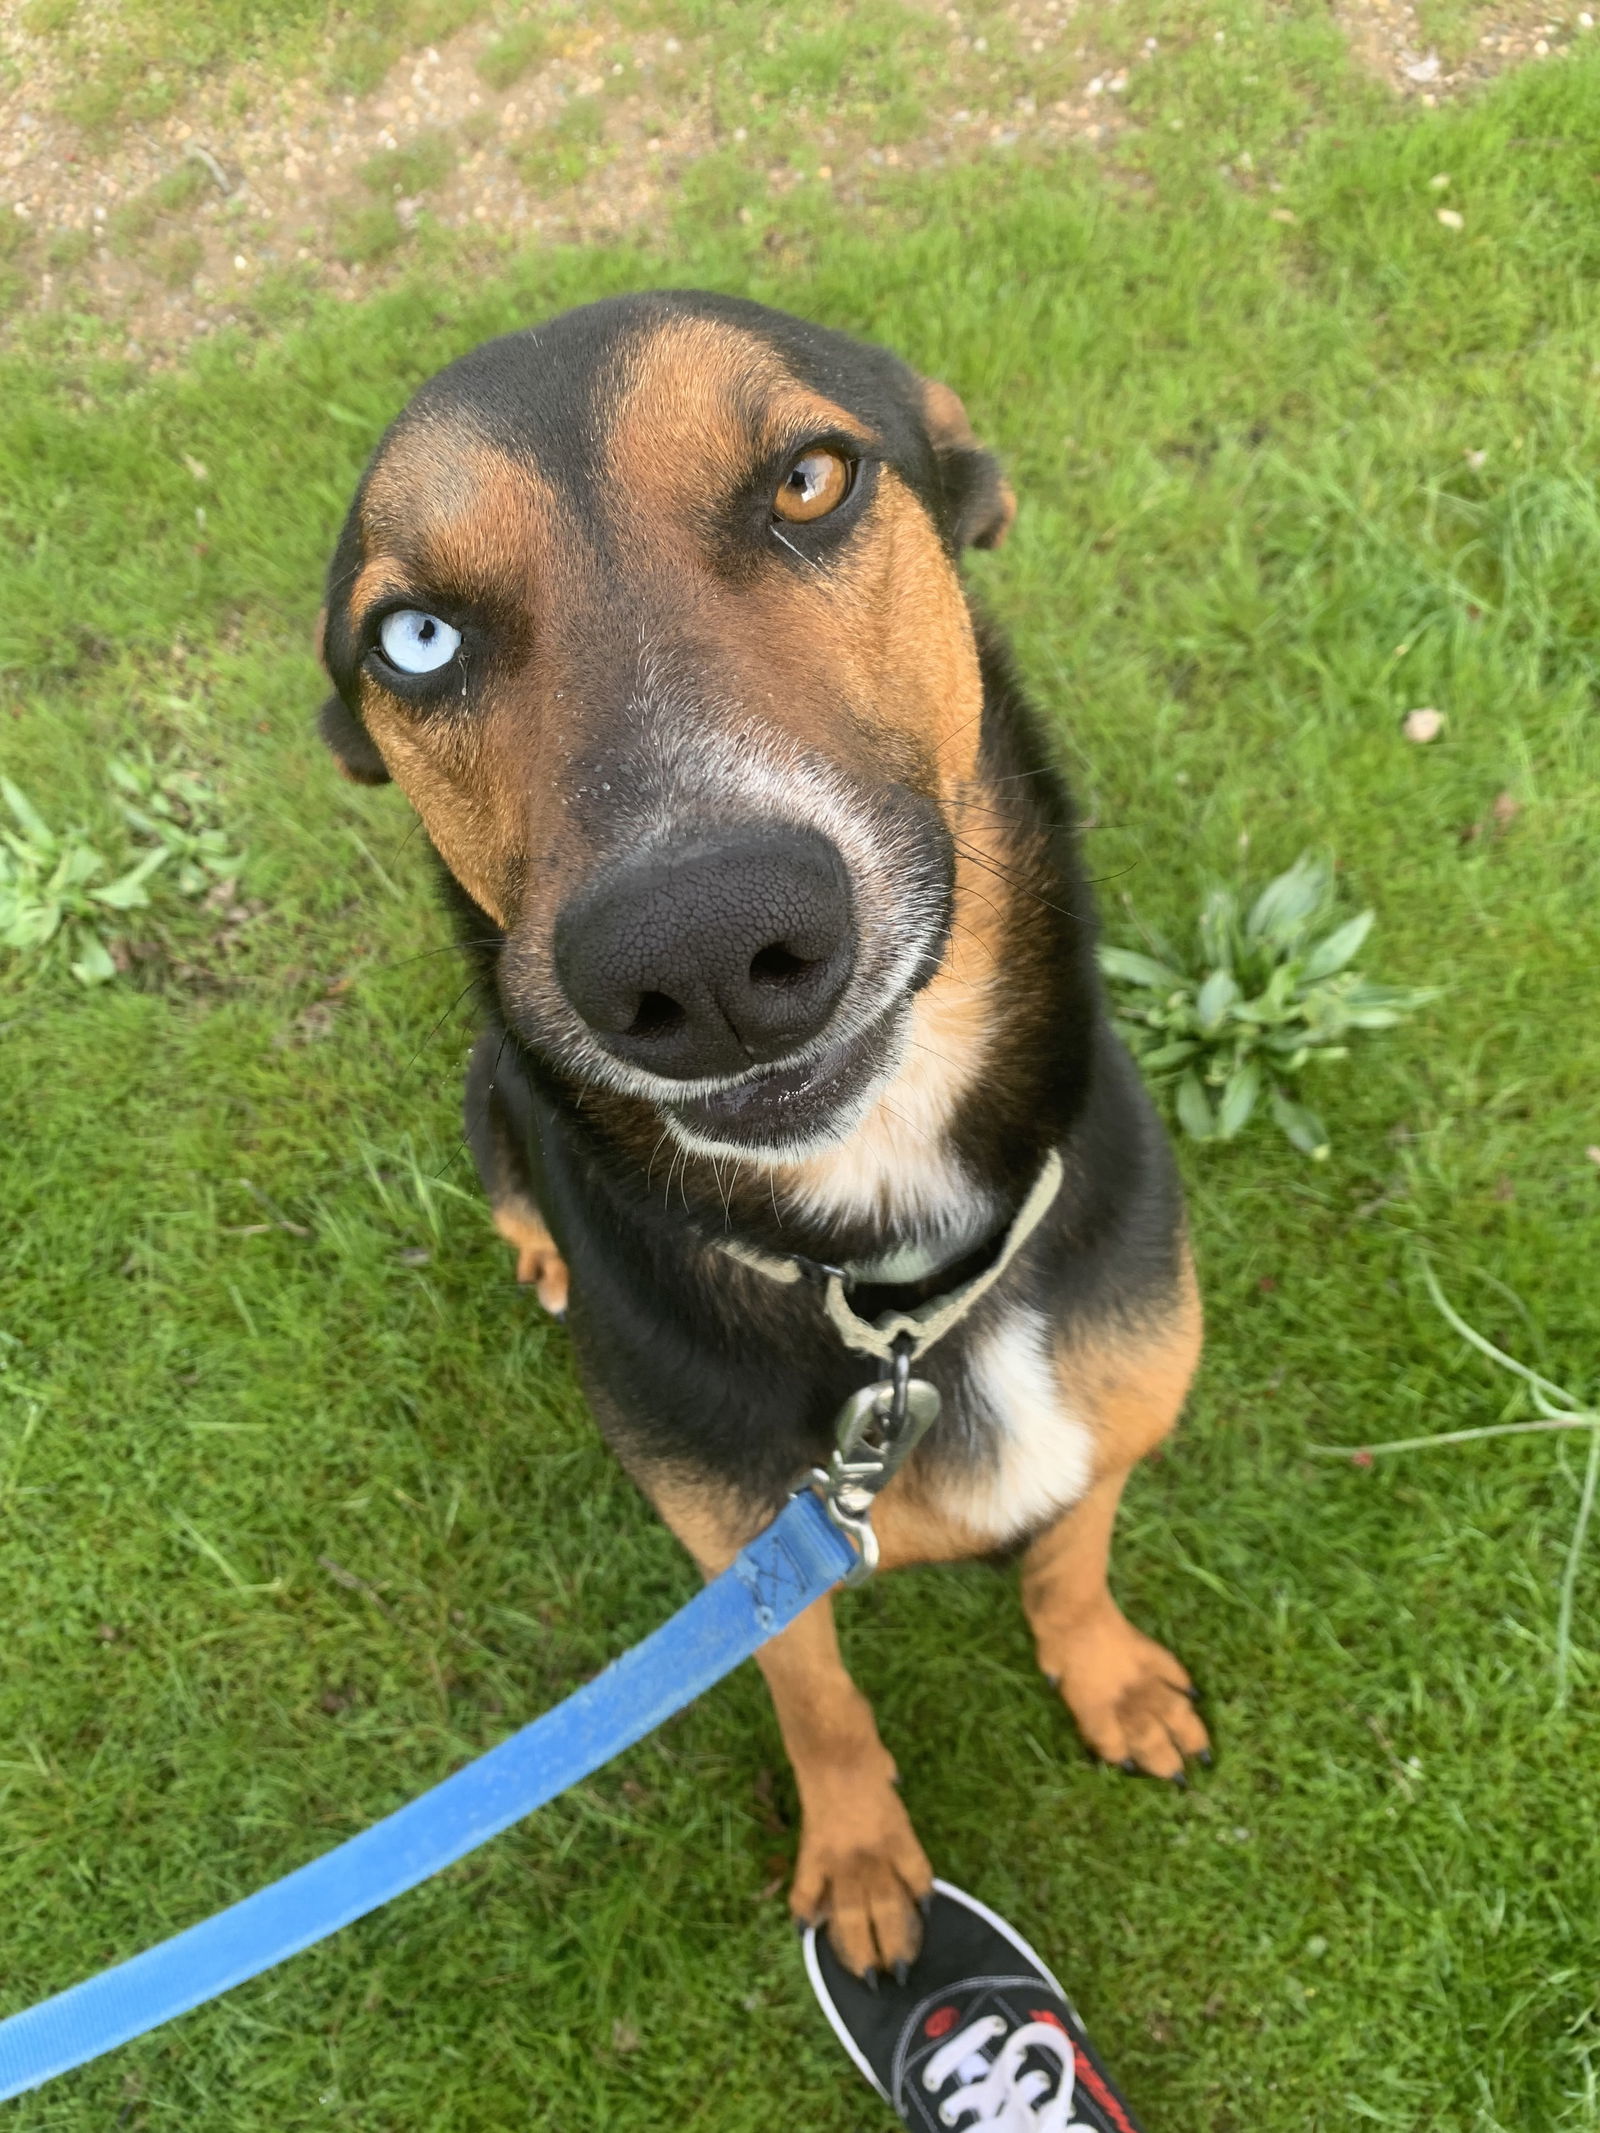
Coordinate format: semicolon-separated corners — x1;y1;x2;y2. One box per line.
919;1891;934;1918
862;1967;880;1993
1119;1757;1139;1775
1198;1748;1213;1769
1170;1769;1188;1792
892;1959;911;1987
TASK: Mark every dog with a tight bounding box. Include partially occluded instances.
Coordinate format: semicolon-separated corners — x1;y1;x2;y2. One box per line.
315;290;1208;1982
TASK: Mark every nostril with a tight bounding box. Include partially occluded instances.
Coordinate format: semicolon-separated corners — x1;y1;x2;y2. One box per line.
553;827;855;1077
748;943;818;989
626;990;686;1040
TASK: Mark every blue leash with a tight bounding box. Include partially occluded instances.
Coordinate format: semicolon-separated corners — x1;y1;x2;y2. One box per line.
0;1491;857;2103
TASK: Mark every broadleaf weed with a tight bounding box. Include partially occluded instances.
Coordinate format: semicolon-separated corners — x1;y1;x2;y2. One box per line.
0;752;245;986
1101;852;1435;1157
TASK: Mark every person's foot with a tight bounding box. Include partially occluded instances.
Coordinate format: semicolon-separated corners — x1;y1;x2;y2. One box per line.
803;1879;1144;2131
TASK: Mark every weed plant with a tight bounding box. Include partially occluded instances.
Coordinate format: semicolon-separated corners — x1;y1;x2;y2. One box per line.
1102;853;1436;1158
0;757;245;984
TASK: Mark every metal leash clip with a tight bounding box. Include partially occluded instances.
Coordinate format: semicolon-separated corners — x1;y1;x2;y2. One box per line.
810;1336;942;1585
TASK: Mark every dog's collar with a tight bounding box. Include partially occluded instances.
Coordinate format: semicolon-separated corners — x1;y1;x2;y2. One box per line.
717;1149;1065;1365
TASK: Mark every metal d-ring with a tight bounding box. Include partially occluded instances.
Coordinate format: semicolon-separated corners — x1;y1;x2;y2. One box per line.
815;1336;942;1585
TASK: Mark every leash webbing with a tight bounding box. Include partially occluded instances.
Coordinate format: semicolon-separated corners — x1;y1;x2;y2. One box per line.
0;1492;857;2104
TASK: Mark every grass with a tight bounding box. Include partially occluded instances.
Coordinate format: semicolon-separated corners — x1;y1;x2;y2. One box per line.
476;12;564;93
359;131;457;202
22;0;495;131
331;200;407;267
512;92;612;193
108;164;214;258
3;13;1600;2131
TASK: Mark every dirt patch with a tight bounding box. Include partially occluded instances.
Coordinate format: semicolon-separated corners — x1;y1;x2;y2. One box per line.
1334;0;1593;100
0;2;1145;362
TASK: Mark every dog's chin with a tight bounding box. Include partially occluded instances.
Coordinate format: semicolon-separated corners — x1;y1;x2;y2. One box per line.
660;1017;900;1165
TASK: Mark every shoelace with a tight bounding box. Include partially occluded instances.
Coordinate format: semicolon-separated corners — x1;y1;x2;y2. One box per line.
921;2013;1091;2131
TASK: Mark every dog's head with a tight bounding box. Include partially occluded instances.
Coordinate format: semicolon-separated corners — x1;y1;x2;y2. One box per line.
318;291;1014;1161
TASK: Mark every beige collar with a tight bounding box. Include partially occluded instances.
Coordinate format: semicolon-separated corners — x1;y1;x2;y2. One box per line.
717;1149;1065;1365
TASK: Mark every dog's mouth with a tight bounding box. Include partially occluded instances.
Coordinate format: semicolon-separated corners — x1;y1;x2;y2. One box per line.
660;1011;902;1158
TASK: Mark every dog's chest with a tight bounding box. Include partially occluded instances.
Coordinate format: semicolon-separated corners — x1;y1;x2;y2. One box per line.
924;1300;1096;1546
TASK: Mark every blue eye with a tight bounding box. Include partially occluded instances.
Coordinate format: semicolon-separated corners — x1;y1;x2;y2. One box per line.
379;609;461;675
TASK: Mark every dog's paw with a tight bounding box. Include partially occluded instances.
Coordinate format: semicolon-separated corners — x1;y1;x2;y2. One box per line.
790;1790;933;1979
1043;1609;1209;1781
492;1205;570;1318
514;1239;569;1318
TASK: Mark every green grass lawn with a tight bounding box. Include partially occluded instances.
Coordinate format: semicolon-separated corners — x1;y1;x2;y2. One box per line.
4;13;1600;2129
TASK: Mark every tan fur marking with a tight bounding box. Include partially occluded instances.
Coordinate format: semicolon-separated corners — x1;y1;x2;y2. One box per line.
353;436;585;927
754;1593;931;1972
347;556;415;623
777;805;1009;1232
863;1468;1004;1569
354;684;517;926
490;1197;569;1317
604;315;873;530
601;319;980;795
1061;1248;1203;1477
362;412;516;550
819;467;988;783
643;1469;931;1974
1020;1259;1208;1775
1021;1471;1210;1778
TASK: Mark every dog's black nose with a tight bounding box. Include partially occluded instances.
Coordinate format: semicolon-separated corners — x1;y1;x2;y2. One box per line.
554;829;856;1080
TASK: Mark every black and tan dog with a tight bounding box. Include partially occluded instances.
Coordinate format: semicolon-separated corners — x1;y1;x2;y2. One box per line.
316;291;1208;1981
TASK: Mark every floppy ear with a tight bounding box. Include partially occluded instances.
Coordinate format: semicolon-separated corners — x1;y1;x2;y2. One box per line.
920;378;1016;552
318;692;392;784
312;604;391;785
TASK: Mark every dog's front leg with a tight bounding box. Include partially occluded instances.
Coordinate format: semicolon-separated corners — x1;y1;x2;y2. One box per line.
1022;1470;1210;1779
755;1592;932;1976
462;1029;569;1317
1024;1270;1211;1779
646;1479;931;1978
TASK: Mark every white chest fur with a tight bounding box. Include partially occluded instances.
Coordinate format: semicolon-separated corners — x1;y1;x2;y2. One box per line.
939;1301;1096;1545
777;952;1000;1260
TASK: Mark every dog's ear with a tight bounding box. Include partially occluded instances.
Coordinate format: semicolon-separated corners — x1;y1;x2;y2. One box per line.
318;692;392;784
920;378;1016;552
313;603;391;785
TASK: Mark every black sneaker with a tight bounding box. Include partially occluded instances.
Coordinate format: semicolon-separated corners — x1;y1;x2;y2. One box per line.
803;1880;1145;2131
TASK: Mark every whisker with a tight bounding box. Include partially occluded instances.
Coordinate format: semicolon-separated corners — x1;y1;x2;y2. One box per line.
771;526;823;572
949;866;1009;929
874;1095;935;1149
399;977;480;1082
437;1024;513;1183
360;936;503;980
953;839;1082;922
933;706;986;760
387;810;429;869
646;1128;671;1189
946;915;1002;970
985;764;1065;787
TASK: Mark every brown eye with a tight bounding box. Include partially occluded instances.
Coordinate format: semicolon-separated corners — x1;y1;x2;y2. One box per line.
773;447;852;524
